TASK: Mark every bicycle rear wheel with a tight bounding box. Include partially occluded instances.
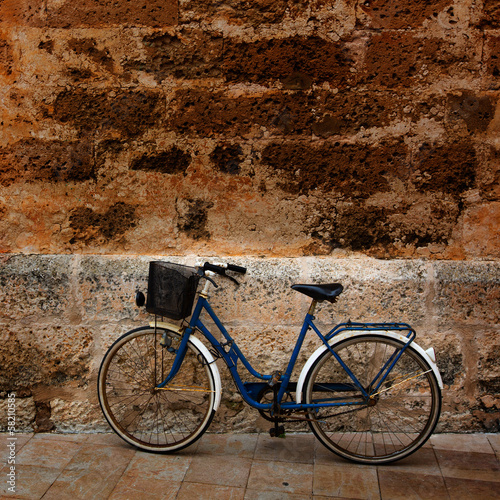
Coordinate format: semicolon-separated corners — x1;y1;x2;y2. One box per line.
98;327;216;452
303;334;441;464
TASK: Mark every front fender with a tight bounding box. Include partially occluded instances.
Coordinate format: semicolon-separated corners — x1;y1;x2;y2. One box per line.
296;330;443;404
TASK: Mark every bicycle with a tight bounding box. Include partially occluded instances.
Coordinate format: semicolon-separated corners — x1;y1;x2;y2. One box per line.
98;261;442;465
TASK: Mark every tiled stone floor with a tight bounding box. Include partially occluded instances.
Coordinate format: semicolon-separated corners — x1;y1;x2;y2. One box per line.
1;432;499;499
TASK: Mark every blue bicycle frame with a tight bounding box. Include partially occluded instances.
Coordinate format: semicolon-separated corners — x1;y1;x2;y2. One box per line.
156;290;415;413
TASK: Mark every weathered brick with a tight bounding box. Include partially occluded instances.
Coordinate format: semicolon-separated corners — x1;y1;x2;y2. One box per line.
357;0;453;29
45;0;177;28
69;202;137;245
485;34;500;86
180;0;292;25
446;92;497;133
463;202;500;258
0;35;13;75
478;0;500;29
222;36;355;88
52;89;165;138
131;146;191;175
168;89;435;138
359;32;481;88
0;0;45;27
0;139;94;186
478;330;500;395
168;89;315;136
480;147;500;201
124;29;223;82
210;144;244;174
412;141;477;195
67;37;114;74
260;140;409;197
176;198;214;240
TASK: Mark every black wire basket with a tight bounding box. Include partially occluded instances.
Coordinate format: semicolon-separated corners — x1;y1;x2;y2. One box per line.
146;261;200;320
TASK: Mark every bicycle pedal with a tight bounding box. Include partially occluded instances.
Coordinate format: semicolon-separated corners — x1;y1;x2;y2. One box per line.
269;425;285;438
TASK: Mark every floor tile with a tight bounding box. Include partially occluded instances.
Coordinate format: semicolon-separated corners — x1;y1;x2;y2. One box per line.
487;434;500;457
16;437;82;469
82;433;132;448
108;477;181;500
63;444;135;473
184;454;252;488
314;440;352;466
0;463;61;499
177;482;245;499
41;467;123;500
378;470;450;500
435;449;500;482
444;476;500;499
123;451;191;482
31;433;83;443
312;497;351;500
254;433;315;464
1;431;499;499
197;433;257;458
431;433;495;454
247;460;314;496
245;490;312;499
40;444;136;500
314;435;434;466
0;434;33;465
376;446;442;476
314;463;380;499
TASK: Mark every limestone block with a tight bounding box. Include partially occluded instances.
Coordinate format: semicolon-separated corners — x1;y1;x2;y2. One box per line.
308;258;429;325
49;398;107;433
0;255;72;321
0;396;36;432
433;261;500;326
206;257;303;327
78;255;150;323
477;329;500;396
0;324;93;391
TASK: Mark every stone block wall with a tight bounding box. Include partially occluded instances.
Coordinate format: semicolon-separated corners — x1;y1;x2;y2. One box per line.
1;255;499;433
0;1;499;432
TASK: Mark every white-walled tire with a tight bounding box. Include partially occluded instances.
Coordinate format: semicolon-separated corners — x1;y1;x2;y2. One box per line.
98;327;218;452
303;334;441;464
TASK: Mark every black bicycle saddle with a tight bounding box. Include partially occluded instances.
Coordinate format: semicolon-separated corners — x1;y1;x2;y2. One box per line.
291;283;344;303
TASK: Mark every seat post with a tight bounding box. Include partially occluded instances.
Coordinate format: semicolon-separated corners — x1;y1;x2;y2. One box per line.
308;299;318;316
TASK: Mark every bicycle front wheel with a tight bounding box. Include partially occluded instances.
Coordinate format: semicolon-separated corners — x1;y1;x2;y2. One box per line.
98;327;217;452
303;334;441;464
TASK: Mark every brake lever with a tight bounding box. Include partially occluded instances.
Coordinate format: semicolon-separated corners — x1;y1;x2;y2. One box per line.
198;268;219;288
225;274;239;286
205;275;219;288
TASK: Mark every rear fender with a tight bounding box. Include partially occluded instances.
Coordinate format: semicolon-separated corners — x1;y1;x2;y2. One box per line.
296;330;443;404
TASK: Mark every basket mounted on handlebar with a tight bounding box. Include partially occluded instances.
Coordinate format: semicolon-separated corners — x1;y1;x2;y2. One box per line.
146;261;200;320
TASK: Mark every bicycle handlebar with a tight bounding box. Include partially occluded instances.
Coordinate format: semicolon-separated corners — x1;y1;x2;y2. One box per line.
202;262;247;285
203;262;247;275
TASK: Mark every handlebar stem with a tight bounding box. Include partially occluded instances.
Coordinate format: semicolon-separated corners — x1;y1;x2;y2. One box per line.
200;271;216;297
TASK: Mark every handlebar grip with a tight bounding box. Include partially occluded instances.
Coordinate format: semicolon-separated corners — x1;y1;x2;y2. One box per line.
204;262;225;274
227;264;247;274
